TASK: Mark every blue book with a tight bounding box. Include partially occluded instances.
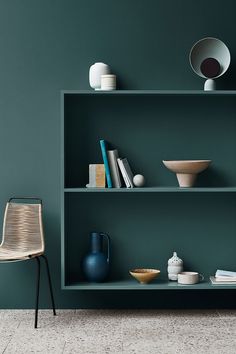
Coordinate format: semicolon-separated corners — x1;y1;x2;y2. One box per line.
100;140;113;188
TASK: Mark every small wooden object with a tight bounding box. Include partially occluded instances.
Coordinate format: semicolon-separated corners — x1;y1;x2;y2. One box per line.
86;164;105;188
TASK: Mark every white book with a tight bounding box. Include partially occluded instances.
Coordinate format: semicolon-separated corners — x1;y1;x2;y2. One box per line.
107;150;122;188
215;269;236;278
122;158;134;188
117;158;131;188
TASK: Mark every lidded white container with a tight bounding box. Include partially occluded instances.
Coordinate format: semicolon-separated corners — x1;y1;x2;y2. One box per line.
167;252;183;281
89;62;110;90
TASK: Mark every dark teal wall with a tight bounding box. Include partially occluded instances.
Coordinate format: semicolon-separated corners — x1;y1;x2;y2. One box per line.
0;0;236;308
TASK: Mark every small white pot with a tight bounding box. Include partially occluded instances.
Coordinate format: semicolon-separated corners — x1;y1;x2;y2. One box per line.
177;272;204;285
101;74;116;90
89;63;110;90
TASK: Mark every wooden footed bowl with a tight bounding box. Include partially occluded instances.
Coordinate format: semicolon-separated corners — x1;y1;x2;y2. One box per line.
129;268;160;284
162;160;211;187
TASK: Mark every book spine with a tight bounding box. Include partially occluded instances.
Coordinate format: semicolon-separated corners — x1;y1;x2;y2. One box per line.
100;140;112;188
107;150;122;188
122;158;134;188
117;158;130;188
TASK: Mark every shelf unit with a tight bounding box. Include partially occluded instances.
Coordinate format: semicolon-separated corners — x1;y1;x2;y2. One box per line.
61;90;236;291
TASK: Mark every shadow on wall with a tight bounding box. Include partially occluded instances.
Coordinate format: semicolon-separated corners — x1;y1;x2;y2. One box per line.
197;167;233;187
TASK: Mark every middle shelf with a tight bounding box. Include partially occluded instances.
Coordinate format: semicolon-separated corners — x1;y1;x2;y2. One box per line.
64;187;236;193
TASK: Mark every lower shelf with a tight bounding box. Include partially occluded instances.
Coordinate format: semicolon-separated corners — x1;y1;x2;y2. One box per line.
63;279;236;290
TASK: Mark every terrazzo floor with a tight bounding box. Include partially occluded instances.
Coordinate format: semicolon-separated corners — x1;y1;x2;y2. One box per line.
0;309;235;353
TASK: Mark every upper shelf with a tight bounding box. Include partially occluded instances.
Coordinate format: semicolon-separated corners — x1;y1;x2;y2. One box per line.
62;90;236;96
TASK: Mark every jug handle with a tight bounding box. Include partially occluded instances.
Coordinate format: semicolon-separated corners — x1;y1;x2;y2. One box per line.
100;233;110;263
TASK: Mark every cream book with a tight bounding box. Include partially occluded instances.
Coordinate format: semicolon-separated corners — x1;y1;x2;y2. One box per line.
215;276;236;282
210;276;236;285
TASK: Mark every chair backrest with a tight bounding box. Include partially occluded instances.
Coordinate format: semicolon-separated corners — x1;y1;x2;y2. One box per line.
1;200;45;255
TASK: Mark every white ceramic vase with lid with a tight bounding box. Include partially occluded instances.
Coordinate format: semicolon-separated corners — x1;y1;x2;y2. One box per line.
89;62;110;90
167;252;183;281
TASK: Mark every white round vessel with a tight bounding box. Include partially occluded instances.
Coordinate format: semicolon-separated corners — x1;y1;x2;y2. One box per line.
89;63;110;90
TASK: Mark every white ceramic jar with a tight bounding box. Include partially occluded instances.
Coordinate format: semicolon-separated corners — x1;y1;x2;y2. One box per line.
167;252;183;281
89;63;110;90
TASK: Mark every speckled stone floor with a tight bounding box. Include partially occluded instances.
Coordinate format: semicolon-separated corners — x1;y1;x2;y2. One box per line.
0;309;235;353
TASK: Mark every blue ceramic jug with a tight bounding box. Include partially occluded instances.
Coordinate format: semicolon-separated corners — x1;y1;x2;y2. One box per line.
82;232;110;282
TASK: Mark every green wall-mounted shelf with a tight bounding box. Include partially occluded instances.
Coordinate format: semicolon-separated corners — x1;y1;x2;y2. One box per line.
61;90;236;292
63;279;236;290
64;187;236;193
62;90;236;96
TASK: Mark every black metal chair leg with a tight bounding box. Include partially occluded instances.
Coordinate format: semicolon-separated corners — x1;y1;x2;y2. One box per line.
42;255;56;316
34;257;41;329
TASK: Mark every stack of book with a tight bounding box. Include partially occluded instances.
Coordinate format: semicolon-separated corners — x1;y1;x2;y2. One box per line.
100;139;134;188
210;270;236;285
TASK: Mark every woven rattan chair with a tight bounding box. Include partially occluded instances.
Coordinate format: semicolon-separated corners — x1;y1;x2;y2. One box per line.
0;197;56;328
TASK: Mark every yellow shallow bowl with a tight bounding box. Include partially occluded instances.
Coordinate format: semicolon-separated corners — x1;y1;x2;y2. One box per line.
129;268;160;284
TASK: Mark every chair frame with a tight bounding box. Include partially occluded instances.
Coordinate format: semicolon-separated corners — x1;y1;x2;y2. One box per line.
34;254;56;328
6;197;56;328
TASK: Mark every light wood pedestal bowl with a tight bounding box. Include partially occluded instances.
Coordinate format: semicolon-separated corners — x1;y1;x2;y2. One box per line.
163;160;211;187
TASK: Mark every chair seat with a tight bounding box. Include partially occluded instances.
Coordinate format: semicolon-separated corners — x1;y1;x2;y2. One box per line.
0;198;56;327
0;246;43;261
